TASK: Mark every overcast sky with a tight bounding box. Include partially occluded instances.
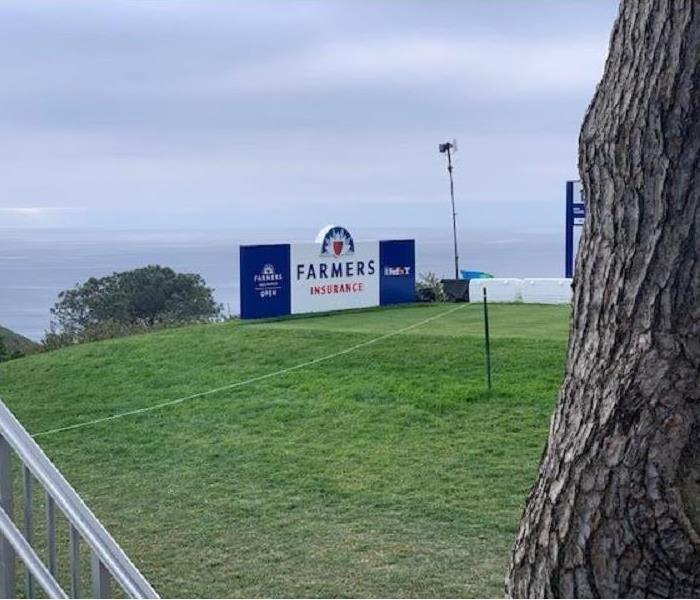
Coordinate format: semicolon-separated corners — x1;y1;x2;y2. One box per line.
0;1;619;231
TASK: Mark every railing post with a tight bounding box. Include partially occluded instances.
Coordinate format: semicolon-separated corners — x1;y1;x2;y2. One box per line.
0;436;16;598
46;494;57;577
22;466;33;599
91;550;111;598
69;524;80;598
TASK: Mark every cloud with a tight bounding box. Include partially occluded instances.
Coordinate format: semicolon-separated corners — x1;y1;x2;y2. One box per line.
0;207;46;216
0;207;86;225
0;0;618;230
214;34;608;99
0;206;92;228
0;207;83;213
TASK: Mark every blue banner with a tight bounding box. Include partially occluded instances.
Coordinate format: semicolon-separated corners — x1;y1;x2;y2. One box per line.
239;244;291;319
379;240;416;306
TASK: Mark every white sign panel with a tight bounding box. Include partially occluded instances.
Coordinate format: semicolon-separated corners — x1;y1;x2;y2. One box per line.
291;239;379;314
573;180;585;225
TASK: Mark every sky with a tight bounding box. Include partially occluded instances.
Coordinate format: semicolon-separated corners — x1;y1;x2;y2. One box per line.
0;0;620;232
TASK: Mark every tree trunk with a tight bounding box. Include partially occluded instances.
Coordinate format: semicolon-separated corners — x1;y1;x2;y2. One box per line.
507;1;700;597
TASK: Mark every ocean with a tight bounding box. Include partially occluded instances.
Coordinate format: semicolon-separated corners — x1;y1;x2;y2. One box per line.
0;227;565;340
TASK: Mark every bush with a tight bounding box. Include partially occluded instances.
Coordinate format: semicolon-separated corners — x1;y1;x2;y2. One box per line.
0;335;25;362
0;336;9;363
44;265;222;348
416;272;446;303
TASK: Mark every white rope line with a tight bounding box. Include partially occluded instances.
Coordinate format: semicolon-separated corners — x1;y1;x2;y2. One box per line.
33;304;469;438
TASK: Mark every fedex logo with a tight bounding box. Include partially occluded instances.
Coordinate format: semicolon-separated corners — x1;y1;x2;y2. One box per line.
383;266;412;276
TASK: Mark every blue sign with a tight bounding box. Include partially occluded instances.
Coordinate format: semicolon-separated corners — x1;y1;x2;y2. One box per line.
379;240;416;306
565;180;586;278
240;244;291;319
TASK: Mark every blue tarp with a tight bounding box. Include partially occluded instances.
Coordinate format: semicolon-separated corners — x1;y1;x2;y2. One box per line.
460;270;493;280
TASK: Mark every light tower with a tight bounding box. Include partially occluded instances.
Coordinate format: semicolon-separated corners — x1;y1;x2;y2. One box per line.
439;139;459;279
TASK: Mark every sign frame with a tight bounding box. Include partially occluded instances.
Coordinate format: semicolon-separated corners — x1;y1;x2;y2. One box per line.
565;180;586;278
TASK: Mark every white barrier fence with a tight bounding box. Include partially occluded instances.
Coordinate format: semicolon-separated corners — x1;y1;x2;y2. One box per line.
468;278;573;304
468;278;522;303
521;278;573;304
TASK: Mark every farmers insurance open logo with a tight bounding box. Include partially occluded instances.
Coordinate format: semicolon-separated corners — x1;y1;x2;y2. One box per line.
253;263;283;298
320;226;355;257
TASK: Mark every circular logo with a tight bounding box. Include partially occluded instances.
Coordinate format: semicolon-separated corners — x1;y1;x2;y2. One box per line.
320;226;355;257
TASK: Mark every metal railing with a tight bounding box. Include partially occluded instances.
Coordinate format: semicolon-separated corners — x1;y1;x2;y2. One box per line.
0;398;159;598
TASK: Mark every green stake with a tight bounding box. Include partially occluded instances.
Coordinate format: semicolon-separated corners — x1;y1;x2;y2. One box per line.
482;287;492;391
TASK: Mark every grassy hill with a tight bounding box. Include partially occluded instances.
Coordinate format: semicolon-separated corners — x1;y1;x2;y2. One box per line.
0;324;40;356
0;303;569;598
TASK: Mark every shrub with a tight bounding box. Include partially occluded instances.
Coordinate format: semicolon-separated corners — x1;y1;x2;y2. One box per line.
416;272;446;303
44;265;222;348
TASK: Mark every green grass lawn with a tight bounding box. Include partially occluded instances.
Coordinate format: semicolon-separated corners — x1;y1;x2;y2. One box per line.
0;303;569;598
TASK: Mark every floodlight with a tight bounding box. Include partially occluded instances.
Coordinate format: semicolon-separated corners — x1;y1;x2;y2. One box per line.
438;139;458;154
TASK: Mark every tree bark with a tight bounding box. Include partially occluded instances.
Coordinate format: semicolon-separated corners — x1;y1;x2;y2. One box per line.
507;1;700;597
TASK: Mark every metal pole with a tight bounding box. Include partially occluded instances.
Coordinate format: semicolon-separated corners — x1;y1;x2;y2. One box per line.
91;551;111;598
482;287;492;391
46;493;56;577
0;436;15;598
69;524;80;598
447;147;460;279
22;466;33;599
